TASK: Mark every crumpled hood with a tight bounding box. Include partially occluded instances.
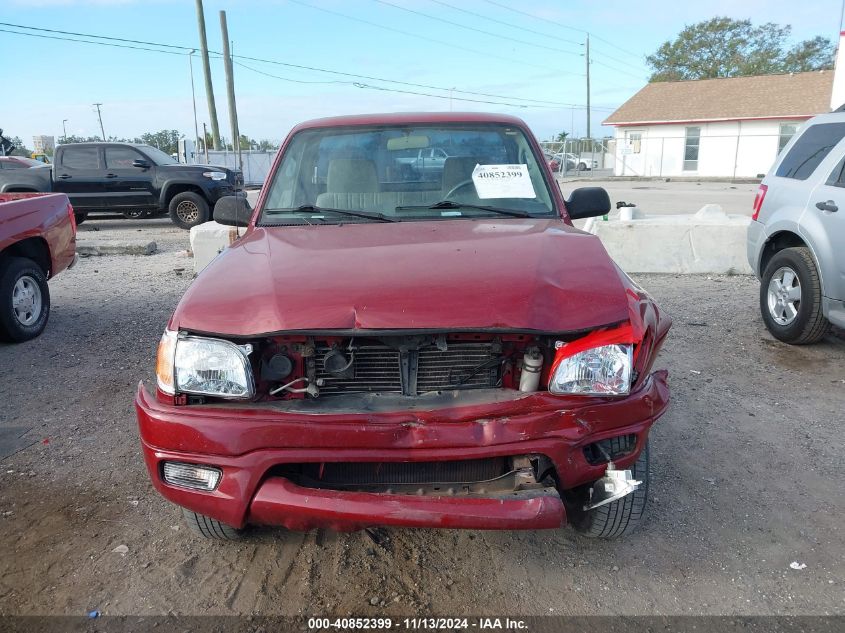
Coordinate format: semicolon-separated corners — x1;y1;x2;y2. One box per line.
172;219;629;336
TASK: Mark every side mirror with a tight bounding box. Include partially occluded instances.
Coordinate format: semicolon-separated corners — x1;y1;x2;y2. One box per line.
214;195;252;227
565;187;611;220
132;159;151;169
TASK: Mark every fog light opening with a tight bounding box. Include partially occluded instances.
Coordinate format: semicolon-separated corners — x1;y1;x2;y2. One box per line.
162;462;222;491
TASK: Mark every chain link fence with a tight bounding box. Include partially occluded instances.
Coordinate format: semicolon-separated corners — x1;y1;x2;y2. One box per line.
542;131;789;179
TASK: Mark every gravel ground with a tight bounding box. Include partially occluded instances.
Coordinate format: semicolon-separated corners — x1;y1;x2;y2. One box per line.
1;219;843;617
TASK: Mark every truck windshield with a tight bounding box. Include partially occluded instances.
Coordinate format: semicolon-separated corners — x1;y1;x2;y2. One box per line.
138;145;178;165
260;124;556;224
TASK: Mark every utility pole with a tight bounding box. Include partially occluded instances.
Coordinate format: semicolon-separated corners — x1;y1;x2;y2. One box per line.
202;122;210;164
585;34;591;141
62;119;68;143
195;0;221;150
219;10;242;171
188;50;201;163
93;103;106;140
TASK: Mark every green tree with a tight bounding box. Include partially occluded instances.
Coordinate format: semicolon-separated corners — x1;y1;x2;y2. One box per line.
555;131;569;143
61;134;103;144
138;129;183;155
647;18;835;81
9;136;33;157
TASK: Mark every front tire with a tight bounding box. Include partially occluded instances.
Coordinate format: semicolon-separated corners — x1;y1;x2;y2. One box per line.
168;192;209;230
565;439;649;539
0;257;51;343
182;508;245;540
760;247;828;345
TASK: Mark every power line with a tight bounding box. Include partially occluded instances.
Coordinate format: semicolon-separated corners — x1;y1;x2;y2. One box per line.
0;22;592;108
428;0;645;75
287;0;583;76
0;23;617;111
480;0;646;64
0;26;187;56
372;0;583;54
429;0;575;45
234;61;615;111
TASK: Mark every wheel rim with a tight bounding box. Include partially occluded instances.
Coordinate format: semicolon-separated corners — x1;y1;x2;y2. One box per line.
767;266;801;326
12;275;42;326
176;200;199;223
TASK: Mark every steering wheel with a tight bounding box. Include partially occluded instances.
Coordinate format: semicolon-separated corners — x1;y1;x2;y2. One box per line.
444;179;475;200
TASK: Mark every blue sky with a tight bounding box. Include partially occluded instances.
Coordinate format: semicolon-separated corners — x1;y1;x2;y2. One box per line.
1;0;839;146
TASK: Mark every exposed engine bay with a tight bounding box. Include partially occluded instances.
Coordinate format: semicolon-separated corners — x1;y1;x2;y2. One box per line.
250;332;577;400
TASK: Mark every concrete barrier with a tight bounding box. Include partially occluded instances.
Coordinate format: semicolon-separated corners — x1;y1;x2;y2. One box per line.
189;222;246;273
584;205;752;274
76;241;157;256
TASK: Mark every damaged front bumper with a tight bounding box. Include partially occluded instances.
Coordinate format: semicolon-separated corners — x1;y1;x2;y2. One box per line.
135;370;669;531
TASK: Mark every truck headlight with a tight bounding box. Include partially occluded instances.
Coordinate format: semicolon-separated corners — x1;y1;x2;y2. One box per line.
549;344;632;396
202;171;228;181
156;330;254;399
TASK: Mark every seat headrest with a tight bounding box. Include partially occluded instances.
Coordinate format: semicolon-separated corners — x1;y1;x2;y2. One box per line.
442;156;480;194
327;158;378;193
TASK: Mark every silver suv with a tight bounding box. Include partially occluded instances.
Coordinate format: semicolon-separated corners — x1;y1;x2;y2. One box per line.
747;112;845;344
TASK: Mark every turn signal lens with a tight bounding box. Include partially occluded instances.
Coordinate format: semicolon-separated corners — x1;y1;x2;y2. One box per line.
156;330;177;394
162;462;221;491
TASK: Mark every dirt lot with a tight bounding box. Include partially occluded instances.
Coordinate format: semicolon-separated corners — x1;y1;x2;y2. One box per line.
1;217;843;617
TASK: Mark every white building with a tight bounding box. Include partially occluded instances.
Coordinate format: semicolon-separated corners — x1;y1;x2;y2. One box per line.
604;71;833;178
32;135;55;154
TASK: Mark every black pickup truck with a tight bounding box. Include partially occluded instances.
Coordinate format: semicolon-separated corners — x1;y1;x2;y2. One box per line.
0;142;243;229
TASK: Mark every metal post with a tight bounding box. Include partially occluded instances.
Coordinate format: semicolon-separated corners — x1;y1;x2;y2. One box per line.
62;119;68;143
658;137;665;177
188;50;201;163
219;11;242;171
202;122;210;164
93;103;106;140
195;0;221;150
585;34;591;141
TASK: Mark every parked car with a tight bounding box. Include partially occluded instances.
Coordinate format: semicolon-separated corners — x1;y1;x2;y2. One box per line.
0;192;77;342
0;156;50;169
0;143;243;229
136;112;671;542
747;111;845;344
543;150;561;173
554;153;598;172
394;147;452;178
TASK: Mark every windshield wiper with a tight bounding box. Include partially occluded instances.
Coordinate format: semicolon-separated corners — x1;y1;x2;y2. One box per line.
267;204;396;223
395;200;531;218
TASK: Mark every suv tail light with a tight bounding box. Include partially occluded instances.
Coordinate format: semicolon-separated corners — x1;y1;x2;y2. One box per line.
752;184;768;221
67;202;77;234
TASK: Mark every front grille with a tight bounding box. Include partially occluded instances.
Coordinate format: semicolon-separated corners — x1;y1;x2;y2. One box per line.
315;345;402;395
417;342;498;392
313;341;500;396
291;458;509;486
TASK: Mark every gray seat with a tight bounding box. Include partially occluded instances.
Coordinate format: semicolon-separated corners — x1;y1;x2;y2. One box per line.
441;157;480;196
327;158;378;193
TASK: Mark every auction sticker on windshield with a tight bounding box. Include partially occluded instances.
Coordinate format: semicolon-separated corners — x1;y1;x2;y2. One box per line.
471;164;536;199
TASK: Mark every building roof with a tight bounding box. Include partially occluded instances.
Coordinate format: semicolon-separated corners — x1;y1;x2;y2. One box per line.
604;71;833;126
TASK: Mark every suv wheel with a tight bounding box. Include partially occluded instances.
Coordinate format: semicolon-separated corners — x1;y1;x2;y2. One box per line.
564;439;649;539
0;257;51;343
760;247;828;344
182;508;245;540
168;192;210;230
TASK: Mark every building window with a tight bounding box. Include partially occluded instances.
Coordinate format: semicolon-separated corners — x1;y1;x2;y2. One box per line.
683;127;700;171
626;131;642;154
778;123;799;155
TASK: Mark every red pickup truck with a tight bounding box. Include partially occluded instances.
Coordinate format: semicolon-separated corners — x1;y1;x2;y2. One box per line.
0;192;77;342
137;113;670;542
